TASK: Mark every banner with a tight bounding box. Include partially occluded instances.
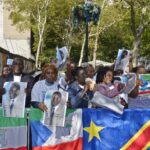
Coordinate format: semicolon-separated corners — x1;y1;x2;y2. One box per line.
83;109;150;150
30;108;150;150
0;117;27;150
0;107;40;150
1;107;150;149
31;109;82;150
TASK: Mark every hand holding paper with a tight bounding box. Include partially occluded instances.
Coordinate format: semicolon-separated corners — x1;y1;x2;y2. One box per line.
38;102;48;112
85;78;95;91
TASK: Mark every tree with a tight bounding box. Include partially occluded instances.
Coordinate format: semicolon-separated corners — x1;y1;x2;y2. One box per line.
122;0;150;64
78;0;128;66
38;0;84;63
5;0;150;66
89;0;132;66
5;0;52;68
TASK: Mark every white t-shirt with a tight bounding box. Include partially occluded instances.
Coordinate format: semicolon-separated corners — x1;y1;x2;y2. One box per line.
13;75;22;82
31;80;59;103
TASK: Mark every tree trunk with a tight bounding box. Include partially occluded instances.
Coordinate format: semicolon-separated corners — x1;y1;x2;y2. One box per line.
35;0;50;68
35;35;43;68
93;25;99;68
92;0;107;68
68;46;72;56
35;23;45;68
132;36;142;65
78;36;86;66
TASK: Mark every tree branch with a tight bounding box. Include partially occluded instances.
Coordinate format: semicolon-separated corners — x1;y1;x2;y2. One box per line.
130;1;136;37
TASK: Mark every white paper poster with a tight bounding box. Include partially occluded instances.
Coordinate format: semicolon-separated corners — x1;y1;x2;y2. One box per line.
43;89;68;127
114;49;131;72
2;82;27;118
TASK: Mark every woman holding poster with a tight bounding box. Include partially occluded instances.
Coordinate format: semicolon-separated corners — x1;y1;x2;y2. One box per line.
31;64;59;111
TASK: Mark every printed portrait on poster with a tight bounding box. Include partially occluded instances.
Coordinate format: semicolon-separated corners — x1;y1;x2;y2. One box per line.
2;82;27;118
43;90;68;127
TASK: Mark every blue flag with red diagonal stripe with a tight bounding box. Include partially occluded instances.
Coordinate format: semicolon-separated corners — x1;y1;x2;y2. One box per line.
83;109;150;150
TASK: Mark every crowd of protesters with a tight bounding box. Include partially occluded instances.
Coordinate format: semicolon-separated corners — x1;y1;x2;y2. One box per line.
0;56;150;113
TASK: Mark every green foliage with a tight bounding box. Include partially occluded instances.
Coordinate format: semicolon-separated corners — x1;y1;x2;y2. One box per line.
43;0;86;63
140;27;150;57
5;0;150;64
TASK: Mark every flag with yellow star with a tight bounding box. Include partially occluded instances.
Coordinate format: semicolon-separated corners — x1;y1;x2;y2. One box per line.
83;109;150;150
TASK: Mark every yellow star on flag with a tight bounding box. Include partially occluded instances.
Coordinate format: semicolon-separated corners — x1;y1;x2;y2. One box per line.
84;120;104;142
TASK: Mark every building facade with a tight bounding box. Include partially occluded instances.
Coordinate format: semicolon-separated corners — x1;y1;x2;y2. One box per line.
0;0;35;73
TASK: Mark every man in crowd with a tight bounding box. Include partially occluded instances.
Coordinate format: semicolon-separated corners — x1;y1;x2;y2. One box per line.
0;57;34;107
0;65;11;78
